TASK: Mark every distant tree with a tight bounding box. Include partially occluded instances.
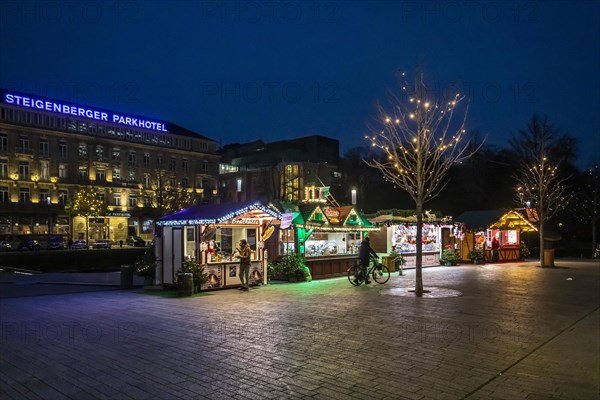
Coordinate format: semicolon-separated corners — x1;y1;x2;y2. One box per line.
365;72;480;296
65;187;105;243
152;171;196;216
573;160;600;255
512;115;573;266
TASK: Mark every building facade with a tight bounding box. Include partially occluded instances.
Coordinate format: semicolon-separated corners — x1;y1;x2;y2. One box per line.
0;89;219;245
218;135;342;204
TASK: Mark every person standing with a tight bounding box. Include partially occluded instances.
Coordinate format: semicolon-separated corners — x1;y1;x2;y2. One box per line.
238;239;251;291
491;237;500;263
358;236;378;284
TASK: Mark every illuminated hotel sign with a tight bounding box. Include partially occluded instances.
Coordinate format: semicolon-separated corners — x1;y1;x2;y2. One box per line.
1;90;168;132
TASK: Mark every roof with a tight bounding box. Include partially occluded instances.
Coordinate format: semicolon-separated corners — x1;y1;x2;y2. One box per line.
456;209;538;232
156;201;280;226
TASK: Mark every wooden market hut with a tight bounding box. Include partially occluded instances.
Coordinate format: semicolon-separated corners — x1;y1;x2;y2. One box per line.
455;208;538;262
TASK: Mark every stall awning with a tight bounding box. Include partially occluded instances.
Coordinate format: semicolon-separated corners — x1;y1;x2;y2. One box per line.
156;201;280;227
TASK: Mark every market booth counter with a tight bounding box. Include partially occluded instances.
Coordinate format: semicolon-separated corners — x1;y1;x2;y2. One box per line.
281;200;378;279
455;209;538;262
156;201;280;290
367;211;462;267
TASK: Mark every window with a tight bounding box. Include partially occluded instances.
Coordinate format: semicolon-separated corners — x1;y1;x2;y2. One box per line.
95;145;104;161
143;153;150;168
182;159;188;172
19;187;30;203
40;138;49;157
40;161;49;180
113;193;121;206
128;195;137;207
201;163;209;172
169;177;177;187
78;143;87;157
96;193;105;204
39;189;50;204
143;173;150;187
78;166;88;180
0;186;9;202
59;141;67;158
59;190;68;205
0;158;7;178
128;170;136;182
182;177;188;188
169;157;176;171
96;169;105;182
143;195;152;207
128;151;136;166
0;134;7;152
157;155;163;169
112;148;120;161
19;161;30;180
113;168;121;182
58;163;67;178
18;135;29;153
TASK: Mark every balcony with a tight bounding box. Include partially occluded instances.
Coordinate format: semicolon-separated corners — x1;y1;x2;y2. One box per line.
15;147;34;155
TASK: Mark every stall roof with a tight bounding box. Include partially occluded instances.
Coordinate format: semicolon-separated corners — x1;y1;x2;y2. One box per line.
292;203;377;230
156;201;280;226
456;209;538;232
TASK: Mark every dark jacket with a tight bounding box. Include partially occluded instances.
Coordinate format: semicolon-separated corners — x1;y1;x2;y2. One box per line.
359;239;377;266
239;244;251;266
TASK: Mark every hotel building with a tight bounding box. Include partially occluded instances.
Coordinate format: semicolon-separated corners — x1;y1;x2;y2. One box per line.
0;89;219;244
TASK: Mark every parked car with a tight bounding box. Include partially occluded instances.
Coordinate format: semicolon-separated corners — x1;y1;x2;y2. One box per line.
48;236;65;250
93;239;112;249
126;236;145;247
0;240;12;252
71;239;88;250
17;239;41;251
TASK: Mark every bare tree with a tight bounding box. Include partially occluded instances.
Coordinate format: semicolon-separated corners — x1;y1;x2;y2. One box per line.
365;73;479;296
513;116;573;266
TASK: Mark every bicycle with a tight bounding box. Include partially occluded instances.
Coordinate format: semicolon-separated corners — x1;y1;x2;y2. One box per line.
347;256;390;286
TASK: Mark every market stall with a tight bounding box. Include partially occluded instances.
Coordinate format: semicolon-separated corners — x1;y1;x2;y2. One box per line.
156;201;280;289
368;211;462;267
279;195;378;279
455;208;538;262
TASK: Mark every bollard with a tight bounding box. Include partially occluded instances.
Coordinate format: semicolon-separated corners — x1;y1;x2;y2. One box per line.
177;273;194;296
120;265;134;289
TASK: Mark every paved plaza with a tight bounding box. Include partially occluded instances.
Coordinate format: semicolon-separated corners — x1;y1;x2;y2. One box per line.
1;260;599;399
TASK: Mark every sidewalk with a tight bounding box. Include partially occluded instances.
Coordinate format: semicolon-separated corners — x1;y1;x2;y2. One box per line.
1;260;599;399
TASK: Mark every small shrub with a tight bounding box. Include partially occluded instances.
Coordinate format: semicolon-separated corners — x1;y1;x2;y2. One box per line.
469;249;485;263
272;253;305;281
134;251;155;278
440;246;460;265
520;241;531;259
179;257;208;289
593;243;600;259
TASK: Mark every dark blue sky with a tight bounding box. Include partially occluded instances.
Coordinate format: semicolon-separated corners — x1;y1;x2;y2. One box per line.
1;0;598;167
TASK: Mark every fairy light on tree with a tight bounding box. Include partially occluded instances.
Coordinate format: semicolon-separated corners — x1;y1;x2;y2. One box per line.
575;161;600;256
512;115;573;267
365;71;480;297
65;187;105;244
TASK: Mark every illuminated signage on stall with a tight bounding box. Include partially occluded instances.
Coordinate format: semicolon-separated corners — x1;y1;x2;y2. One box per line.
2;90;168;132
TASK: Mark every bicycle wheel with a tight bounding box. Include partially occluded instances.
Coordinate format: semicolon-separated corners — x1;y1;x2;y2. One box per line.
372;262;390;284
348;265;363;286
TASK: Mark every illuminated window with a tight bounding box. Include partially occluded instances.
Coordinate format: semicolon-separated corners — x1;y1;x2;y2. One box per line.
113;167;121;182
18;161;29;180
113;193;121;206
59;190;68;204
19;187;30;203
78;143;87;157
39;189;50;204
0;186;8;202
78;166;88;180
58;163;67;178
128;170;136;182
112;148;120;161
96;169;105;182
143;173;150;187
128;195;137;207
95;145;104;161
0;158;7;178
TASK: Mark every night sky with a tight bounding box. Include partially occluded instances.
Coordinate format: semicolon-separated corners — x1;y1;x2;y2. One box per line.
1;0;598;168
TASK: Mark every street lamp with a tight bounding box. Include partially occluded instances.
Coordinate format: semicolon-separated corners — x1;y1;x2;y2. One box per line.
351;189;357;205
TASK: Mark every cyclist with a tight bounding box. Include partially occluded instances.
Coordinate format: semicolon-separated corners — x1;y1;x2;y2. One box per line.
358;236;378;284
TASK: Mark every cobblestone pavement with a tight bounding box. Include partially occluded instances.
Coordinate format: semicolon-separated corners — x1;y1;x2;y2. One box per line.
1;260;599;399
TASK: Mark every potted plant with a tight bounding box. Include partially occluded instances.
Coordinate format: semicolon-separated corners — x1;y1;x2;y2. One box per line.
179;257;209;293
388;250;406;272
469;249;485;264
440;246;459;266
276;253;305;282
520;241;531;260
134;250;156;286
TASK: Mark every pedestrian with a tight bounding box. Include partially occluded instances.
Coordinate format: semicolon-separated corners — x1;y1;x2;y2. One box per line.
491;236;500;262
67;237;73;250
358;236;378;284
237;239;251;291
119;239;123;248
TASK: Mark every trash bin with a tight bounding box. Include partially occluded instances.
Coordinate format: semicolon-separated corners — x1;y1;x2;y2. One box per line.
177;273;194;296
543;249;555;267
120;265;134;288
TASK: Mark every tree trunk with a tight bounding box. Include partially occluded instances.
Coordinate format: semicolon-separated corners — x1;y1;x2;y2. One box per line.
415;203;424;297
539;219;545;267
592;219;597;257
